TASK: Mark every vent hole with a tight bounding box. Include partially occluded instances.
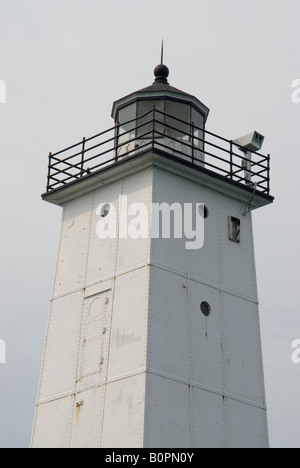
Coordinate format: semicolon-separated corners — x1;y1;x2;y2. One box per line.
200;301;211;317
199;205;209;219
100;203;111;218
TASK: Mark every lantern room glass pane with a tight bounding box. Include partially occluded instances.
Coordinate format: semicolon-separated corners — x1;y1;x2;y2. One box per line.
192;108;205;150
137;100;164;138
165;101;190;139
117;103;136;145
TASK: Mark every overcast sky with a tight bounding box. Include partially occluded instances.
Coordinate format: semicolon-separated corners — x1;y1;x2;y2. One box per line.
0;0;299;448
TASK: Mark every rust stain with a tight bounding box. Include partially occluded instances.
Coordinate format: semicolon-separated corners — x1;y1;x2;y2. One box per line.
75;401;84;424
75;405;81;424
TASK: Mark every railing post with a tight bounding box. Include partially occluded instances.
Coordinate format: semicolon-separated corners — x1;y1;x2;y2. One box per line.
47;152;52;191
152;105;156;150
230;140;233;180
191;121;195;164
80;137;86;177
115;121;119;163
267;154;270;194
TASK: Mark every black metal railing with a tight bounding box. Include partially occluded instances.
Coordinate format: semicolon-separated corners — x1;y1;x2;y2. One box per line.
45;108;271;195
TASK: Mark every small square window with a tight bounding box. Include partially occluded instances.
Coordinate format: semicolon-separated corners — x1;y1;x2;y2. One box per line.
228;216;240;243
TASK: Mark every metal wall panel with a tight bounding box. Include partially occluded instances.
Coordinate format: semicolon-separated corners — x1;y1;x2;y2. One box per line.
86;169;152;283
144;374;190;448
186;180;222;286
86;182;122;284
70;387;106;448
151;168;187;275
101;374;146;448
38;291;83;401
54;194;92;295
189;280;223;391
219;196;258;300
32;396;74;448
226;399;268;448
116;170;152;274
107;267;148;381
148;266;189;381
192;388;224;448
223;293;265;404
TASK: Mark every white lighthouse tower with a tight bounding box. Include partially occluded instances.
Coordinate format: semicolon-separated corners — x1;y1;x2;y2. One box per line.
31;62;273;448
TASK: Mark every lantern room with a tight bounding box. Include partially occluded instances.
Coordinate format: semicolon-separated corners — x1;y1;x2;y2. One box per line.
111;64;210;160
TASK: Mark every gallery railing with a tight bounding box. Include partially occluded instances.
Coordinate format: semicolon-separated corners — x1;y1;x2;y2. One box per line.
45;108;271;195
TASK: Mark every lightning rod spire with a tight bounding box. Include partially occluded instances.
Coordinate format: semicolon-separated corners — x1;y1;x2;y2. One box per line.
153;40;169;84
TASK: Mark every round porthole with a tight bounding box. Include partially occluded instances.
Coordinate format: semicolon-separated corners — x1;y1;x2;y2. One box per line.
199;205;209;219
200;301;211;317
100;203;111;218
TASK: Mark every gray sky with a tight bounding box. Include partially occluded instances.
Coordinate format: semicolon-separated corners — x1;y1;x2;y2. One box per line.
0;0;299;448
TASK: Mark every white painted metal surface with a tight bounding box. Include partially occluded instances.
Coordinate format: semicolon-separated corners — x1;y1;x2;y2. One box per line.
32;168;152;448
145;166;268;448
32;154;268;448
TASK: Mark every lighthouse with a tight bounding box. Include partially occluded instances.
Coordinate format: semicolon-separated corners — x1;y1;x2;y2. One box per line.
31;62;273;448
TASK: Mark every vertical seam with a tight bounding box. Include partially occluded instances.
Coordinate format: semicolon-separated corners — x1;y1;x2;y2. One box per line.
68;192;94;447
144;167;154;447
186;180;194;448
143;168;153;447
218;194;228;448
99;180;122;447
96;289;112;448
